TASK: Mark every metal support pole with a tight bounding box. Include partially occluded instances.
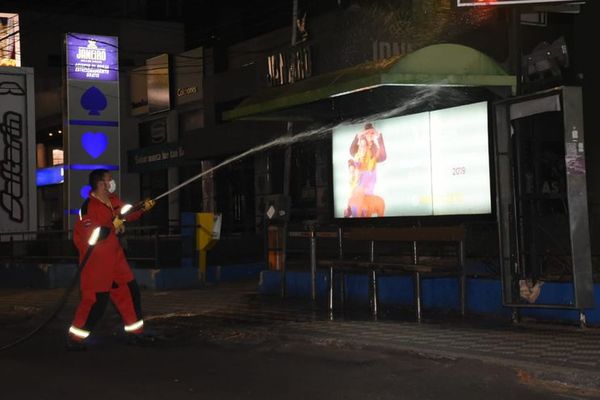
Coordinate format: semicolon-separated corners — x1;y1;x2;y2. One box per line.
459;240;466;317
329;266;334;318
198;250;207;284
369;240;377;318
281;265;287;297
412;241;418;265
280;225;286;298
371;269;378;319
310;230;317;302
415;271;422;323
509;8;522;95
338;226;343;259
281;0;299;298
511;308;520;324
413;241;421;322
340;272;345;310
579;311;587;329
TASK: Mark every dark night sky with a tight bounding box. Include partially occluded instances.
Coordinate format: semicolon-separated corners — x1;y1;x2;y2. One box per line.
2;0;350;46
175;0;349;47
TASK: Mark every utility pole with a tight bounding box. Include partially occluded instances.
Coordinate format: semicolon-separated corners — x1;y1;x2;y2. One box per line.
281;0;298;297
509;8;522;95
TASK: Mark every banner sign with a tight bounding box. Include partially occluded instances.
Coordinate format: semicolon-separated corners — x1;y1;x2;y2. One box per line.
0;67;36;233
128;142;186;172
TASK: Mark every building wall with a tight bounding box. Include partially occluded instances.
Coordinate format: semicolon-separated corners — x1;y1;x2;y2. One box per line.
19;11;185;227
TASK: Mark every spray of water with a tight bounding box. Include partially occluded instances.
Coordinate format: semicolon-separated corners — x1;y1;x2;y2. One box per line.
154;86;443;201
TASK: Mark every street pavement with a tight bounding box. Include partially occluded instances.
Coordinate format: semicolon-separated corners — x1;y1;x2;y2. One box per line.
1;282;599;399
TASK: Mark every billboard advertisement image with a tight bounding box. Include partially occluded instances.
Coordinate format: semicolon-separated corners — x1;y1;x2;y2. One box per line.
332;102;491;218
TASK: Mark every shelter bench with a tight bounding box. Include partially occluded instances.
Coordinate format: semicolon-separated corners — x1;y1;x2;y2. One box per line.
317;226;466;321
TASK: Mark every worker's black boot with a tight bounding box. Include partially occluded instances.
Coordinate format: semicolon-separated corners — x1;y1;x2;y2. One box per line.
65;336;87;351
126;333;157;347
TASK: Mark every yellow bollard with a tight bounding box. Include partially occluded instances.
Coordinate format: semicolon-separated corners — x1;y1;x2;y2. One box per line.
195;213;222;283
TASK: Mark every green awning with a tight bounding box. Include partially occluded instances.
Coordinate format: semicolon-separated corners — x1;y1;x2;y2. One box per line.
224;43;516;121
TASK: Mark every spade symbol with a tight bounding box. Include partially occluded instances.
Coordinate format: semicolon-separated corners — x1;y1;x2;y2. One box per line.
80;86;107;116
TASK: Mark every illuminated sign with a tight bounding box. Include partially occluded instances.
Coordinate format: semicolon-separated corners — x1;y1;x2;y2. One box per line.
36;166;65;186
267;44;312;87
36;164;118;187
177;86;198;97
128;143;185;172
70;164;118;171
65;33;120;230
332;102;491;218
457;0;582;6
66;33;118;81
0;13;19;67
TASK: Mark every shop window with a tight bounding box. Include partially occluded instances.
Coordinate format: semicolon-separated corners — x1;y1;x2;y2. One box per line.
215;158;255;234
52;149;64;165
139;170;169;230
179;164;203;213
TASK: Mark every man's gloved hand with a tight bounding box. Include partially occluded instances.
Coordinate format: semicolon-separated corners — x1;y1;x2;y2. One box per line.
142;198;155;212
113;217;125;235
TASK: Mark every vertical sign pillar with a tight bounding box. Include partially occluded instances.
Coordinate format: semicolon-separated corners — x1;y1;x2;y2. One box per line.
65;33;120;229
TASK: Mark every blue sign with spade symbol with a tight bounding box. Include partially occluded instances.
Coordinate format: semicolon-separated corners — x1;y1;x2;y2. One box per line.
66;33;121;224
80;86;108;116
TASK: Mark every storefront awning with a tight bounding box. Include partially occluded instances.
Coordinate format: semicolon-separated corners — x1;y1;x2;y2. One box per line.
223;43;516;122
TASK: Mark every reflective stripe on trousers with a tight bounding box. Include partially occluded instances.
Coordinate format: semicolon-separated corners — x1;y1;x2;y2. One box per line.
69;325;91;339
124;319;144;332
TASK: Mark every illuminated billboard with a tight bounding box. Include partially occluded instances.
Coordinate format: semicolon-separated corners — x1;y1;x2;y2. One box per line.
0;13;19;67
66;33;118;81
332;102;491;218
65;33;120;228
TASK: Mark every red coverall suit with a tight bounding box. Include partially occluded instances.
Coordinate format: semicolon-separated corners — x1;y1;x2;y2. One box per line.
68;194;145;341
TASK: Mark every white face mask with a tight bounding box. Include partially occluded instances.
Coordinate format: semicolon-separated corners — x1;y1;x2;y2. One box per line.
107;179;117;194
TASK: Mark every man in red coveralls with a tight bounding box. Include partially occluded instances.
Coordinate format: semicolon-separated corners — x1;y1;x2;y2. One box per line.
67;169;155;350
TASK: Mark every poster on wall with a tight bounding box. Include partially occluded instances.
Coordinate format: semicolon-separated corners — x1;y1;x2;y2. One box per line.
332;102;491;218
0;67;36;233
